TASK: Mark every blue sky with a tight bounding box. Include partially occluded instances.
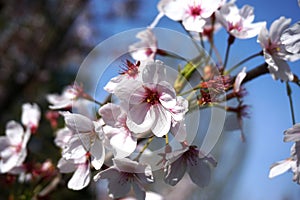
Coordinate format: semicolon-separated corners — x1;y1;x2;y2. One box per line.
87;0;300;199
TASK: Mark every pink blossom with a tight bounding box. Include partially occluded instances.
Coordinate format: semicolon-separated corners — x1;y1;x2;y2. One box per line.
60;112;105;170
47;84;82;110
99;103;137;158
216;3;265;39
114;60;188;138
94;158;154;200
257;17;294;81
162;0;221;32
0;121;30;173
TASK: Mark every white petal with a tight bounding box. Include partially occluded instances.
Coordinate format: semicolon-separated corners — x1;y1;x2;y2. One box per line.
269;159;293;178
266;54;294;81
5;121;24;145
163;0;185;21
151;105;172;137
57;158;76;173
171;121;187;142
234;67;247;93
182;16;206;32
62;136;87;160
90;138;105;170
126;111;154;134
128;103;150;125
142;60;166;84
21;103;41;130
110;129;137;158
54;127;74;148
60;112;94;133
98;103;122;126
284;123;300;142
114;80;145;103
103;75;123;93
269;17;291;44
68;162;91;190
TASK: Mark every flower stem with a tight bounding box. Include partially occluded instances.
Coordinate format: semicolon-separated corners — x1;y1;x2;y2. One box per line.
134;136;154;161
286;82;296;125
222;35;235;73
225;51;263;75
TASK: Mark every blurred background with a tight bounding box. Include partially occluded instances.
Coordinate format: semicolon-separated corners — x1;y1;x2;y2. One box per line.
0;0;300;199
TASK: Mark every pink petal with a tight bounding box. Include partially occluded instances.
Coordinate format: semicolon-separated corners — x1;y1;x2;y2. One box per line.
68;162;91;190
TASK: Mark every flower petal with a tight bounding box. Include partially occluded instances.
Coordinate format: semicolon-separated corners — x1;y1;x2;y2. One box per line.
188;159;211;187
269;159;293;178
164;156;187;186
98;103;122;126
68;162;91;190
90;138;105;170
151;105;172;137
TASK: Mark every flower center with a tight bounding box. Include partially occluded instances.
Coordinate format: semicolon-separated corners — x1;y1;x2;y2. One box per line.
189;5;202;17
119;60;140;78
144;87;160;105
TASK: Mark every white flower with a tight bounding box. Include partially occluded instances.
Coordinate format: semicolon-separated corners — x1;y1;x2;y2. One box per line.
94;158;154;200
164;145;216;187
0;121;30;173
190;17;223;42
234;67;247;93
47;84;82;110
114;60;188;137
281;21;300;61
216;3;265;39
284;123;300;142
21;103;41;133
162;0;221;32
104;60;143;93
257;17;294;81
60;112;105;170
57;155;91;190
99;103;137;158
129;29;157;61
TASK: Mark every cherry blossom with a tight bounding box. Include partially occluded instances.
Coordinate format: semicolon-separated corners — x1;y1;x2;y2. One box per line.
94;158;154;200
99;103;137;158
21;103;41;133
216;3;265;39
47;84;83;110
57;153;91;190
129;29;157;61
0;121;30;173
104;60;143;93
60;112;105;170
114;60;188;138
164;145;216;187
257;17;294;81
162;0;221;32
234;67;247;93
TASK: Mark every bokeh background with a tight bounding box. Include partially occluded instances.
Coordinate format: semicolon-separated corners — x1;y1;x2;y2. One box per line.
0;0;300;199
